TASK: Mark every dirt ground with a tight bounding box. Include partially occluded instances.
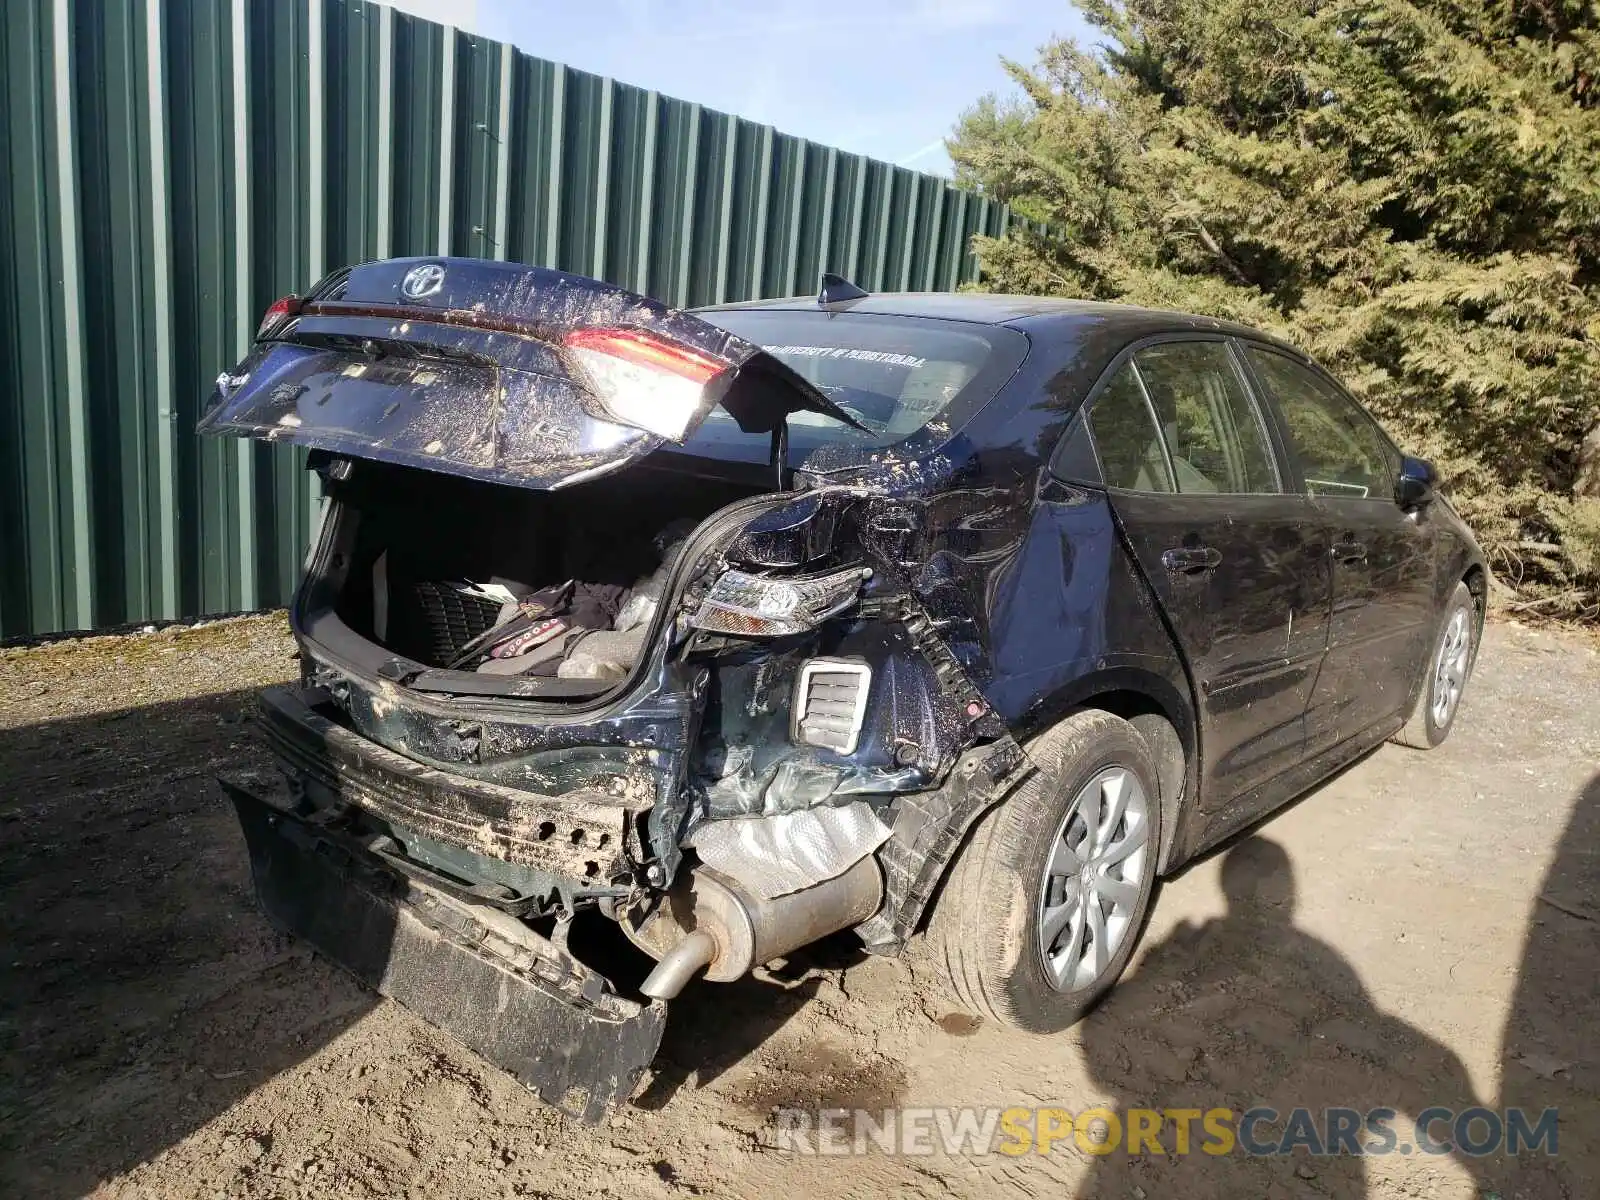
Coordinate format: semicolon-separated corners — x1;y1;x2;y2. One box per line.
1;614;1595;1199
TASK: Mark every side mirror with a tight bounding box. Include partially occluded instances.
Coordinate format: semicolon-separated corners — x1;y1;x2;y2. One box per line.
1395;455;1437;511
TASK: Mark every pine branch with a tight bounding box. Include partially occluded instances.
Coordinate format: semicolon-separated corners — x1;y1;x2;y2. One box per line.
1191;218;1252;288
954;6;1600;614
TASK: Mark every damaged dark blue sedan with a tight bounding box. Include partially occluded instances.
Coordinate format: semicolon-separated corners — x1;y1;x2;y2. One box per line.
200;259;1486;1120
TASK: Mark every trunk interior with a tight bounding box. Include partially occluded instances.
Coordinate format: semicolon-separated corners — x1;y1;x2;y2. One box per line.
312;455;772;694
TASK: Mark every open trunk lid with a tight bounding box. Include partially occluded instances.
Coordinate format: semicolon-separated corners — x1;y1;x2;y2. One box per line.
198;258;859;489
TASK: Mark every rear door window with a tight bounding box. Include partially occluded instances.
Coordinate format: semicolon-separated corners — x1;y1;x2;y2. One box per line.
1131;341;1282;494
1086;364;1175;492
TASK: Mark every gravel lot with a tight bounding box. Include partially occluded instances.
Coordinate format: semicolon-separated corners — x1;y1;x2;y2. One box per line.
1;614;1595;1199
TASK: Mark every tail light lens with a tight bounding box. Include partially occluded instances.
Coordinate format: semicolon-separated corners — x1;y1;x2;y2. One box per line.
257;294;302;340
564;327;727;441
689;565;871;637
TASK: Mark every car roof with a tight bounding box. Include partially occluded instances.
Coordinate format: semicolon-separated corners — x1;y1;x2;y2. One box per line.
698;291;1303;355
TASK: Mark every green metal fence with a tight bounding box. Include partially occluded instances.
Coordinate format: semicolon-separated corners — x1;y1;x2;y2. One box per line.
0;0;1025;639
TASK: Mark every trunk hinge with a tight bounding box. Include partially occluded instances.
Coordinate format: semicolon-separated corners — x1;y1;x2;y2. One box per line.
768;416;790;491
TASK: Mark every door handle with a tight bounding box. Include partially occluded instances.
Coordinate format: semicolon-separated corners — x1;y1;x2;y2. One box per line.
1161;546;1222;574
1330;539;1367;564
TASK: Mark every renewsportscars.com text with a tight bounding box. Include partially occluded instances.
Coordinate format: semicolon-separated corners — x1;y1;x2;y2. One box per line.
769;1105;1559;1158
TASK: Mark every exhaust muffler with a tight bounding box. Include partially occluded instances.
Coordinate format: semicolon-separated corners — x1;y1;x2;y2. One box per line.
629;856;883;999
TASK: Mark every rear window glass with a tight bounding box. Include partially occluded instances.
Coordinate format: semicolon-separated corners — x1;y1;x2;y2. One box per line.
693;309;1025;462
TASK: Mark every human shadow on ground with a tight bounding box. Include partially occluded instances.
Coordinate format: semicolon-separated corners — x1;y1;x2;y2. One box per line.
1075;836;1493;1199
1495;771;1599;1199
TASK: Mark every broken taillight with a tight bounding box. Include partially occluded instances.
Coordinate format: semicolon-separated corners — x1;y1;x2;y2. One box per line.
257;294;302;340
689;565;872;637
564;327;727;442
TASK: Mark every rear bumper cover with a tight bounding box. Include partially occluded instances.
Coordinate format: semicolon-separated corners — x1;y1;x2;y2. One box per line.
224;779;664;1122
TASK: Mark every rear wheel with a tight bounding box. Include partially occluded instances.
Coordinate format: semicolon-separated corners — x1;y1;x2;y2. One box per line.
1393;580;1477;750
929;710;1162;1032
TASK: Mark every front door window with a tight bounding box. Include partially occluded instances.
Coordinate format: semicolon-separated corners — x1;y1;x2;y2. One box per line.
1242;348;1397;499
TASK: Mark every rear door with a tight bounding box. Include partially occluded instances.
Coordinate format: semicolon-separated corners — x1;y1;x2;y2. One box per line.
1086;338;1331;811
1238;345;1436;749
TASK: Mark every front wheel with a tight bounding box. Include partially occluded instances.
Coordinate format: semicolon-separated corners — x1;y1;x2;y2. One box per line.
1393;581;1477;750
928;710;1163;1032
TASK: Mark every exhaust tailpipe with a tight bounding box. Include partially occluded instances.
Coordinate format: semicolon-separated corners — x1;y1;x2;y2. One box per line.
635;856;882;999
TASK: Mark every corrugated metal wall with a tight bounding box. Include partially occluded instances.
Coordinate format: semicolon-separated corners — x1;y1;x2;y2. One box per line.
0;0;1026;639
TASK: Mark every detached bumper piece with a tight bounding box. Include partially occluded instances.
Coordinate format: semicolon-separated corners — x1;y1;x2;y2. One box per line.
225;781;665;1123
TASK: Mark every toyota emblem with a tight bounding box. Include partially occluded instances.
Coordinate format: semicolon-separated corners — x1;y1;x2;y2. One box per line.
401;263;446;299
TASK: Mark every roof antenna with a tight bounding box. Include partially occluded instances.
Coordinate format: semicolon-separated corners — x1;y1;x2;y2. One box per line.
817;272;869;306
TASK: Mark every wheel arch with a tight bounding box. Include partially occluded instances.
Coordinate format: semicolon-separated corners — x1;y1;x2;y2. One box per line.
1462;561;1488;630
871;674;1202;948
1067;687;1192;877
1442;548;1488;673
1012;664;1198;876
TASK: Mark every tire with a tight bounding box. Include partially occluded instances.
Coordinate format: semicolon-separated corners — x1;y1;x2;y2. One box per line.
1393;581;1478;750
928;709;1163;1032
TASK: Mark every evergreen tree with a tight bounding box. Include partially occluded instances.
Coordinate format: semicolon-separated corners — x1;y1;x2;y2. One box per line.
952;0;1600;611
